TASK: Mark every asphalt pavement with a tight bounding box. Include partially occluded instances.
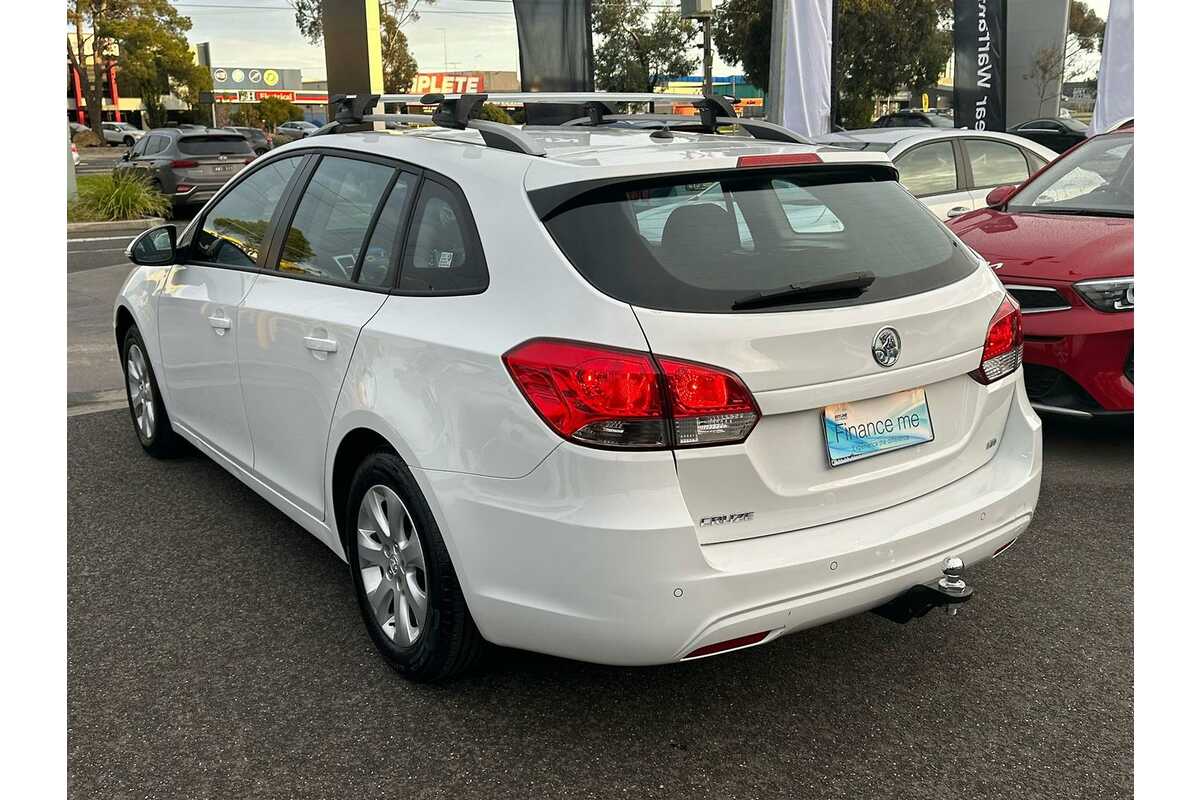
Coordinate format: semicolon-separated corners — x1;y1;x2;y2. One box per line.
67;410;1132;800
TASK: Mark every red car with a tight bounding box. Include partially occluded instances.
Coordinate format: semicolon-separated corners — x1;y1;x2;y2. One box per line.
949;128;1133;418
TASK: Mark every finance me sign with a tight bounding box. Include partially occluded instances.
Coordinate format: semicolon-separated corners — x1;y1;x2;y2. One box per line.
953;0;1006;130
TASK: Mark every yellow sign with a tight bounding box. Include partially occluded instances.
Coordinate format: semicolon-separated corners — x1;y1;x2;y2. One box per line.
263;69;279;87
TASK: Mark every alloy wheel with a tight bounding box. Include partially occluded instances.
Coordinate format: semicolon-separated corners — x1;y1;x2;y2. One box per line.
356;485;429;646
126;343;155;441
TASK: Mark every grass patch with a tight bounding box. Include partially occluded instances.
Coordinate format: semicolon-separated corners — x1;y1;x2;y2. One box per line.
69;172;169;223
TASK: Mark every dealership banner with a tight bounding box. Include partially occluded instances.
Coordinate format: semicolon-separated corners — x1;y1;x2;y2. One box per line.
1090;0;1132;134
953;0;1006;131
769;0;834;137
512;0;594;92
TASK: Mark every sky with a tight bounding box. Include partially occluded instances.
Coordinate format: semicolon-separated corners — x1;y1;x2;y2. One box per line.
173;0;1110;85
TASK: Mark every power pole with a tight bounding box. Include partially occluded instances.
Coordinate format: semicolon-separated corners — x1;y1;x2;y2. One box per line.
681;1;716;96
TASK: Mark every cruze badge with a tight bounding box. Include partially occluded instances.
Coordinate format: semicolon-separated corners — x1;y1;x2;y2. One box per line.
700;512;755;527
872;327;901;368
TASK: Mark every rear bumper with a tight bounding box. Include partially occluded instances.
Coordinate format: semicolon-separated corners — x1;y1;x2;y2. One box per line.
418;385;1042;666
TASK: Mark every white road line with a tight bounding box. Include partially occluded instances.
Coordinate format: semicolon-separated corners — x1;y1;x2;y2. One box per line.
67;234;138;244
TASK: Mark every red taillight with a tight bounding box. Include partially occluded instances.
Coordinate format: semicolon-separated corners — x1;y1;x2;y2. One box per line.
170;159;199;168
737;153;822;168
971;295;1023;384
502;339;760;450
657;357;759;446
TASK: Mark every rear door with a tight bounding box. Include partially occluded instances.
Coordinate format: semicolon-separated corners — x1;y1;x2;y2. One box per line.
541;167;1012;545
962;137;1033;208
892;139;975;219
236;153;418;519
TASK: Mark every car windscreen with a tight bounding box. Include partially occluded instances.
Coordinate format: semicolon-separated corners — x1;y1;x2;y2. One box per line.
1007;133;1133;217
539;168;979;313
177;135;254;156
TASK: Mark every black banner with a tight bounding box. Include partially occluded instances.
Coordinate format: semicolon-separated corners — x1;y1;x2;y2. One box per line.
953;0;1006;130
513;0;594;93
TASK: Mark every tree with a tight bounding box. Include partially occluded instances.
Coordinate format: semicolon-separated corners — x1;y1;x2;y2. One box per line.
592;0;698;93
258;96;303;132
68;0;209;135
229;105;265;129
1023;1;1106;116
380;12;418;93
712;0;953;128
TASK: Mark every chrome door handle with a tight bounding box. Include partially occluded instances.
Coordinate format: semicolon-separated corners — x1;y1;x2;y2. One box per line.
207;314;232;334
946;206;971;218
303;335;338;353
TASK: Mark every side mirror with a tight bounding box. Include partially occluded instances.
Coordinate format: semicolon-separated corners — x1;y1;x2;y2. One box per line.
127;225;177;266
985;184;1018;207
120;151;131;161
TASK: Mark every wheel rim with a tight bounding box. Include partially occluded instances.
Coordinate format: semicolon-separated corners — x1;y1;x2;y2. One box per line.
356;485;429;646
126;343;155;441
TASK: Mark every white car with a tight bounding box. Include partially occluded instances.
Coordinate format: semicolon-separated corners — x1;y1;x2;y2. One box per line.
100;121;145;148
115;93;1042;681
816;128;1057;220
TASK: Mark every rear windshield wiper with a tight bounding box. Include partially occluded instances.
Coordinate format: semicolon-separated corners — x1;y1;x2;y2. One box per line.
731;271;876;311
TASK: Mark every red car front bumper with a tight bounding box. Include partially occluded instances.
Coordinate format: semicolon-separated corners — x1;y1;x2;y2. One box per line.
1010;284;1133;416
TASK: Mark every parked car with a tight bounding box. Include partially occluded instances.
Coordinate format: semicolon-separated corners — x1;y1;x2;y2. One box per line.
272;120;319;144
68;121;92;137
226;126;273;155
114;127;254;211
949;127;1133;418
871;109;955;128
115;99;1041;680
100;121;145;147
817;128;1057;220
71;141;80;167
1007;117;1088;153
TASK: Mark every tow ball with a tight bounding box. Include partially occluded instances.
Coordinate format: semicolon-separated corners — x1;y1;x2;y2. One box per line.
872;557;975;624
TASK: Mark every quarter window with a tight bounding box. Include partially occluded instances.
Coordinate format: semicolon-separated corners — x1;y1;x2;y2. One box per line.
144;135;168;156
275;156;396;282
192;156;300;268
398;180;488;294
965;139;1030;188
894;141;958;196
357;173;418;288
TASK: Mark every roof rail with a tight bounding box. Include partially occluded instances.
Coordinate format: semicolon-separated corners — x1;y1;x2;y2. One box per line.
560;113;810;145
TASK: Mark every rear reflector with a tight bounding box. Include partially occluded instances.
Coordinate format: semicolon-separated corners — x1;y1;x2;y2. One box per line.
684;631;770;659
737;153;822;168
170;159;199;168
503;339;760;450
970;295;1023;385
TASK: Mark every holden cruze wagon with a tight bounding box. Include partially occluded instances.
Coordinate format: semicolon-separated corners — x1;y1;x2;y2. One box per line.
116;93;1042;681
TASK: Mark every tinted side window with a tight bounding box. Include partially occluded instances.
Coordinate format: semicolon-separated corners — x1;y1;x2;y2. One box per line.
398;180;488;294
357;173;418;288
144;135;168;155
130;136;150;157
192;157;300;268
965;139;1030;188
276;156;395;282
894;141;958;196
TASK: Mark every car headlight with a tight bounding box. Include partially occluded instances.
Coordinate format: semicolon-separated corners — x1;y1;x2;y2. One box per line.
1074;277;1133;312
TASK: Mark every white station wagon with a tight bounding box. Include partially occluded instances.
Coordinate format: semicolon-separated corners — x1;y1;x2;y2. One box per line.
116;93;1042;680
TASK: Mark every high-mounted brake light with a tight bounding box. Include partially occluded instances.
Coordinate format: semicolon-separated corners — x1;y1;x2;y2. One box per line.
970;295;1023;385
502;339;760;450
737;153;822;168
171;159;199;168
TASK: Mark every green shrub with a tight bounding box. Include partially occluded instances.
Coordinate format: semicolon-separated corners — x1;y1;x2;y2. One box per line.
70;172;170;222
71;130;103;148
475;103;515;125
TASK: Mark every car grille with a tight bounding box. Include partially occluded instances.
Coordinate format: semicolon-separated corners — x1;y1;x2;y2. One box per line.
1008;285;1071;313
1023;364;1062;399
1022;364;1101;409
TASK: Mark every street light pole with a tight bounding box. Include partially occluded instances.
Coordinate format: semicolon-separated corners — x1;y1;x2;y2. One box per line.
702;16;713;96
435;27;448;71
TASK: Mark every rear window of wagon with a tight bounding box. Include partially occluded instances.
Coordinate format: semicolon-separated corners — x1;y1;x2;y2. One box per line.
178;135;254;156
538;167;979;313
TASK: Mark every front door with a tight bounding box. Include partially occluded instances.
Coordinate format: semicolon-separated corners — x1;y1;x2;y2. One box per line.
157;155;303;465
237;155;416;518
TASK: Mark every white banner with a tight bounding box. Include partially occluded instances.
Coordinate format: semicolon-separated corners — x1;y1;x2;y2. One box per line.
770;0;834;137
1090;0;1134;135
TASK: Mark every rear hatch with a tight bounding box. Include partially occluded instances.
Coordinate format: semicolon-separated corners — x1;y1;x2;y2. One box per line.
540;162;1016;544
175;134;253;182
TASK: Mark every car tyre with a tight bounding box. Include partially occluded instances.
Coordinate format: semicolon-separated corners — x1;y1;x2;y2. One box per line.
346;450;486;682
121;326;184;458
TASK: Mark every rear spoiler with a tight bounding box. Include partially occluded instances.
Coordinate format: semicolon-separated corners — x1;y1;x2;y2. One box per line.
527;162;900;220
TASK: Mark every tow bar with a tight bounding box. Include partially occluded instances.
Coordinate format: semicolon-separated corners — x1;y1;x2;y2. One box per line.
872;557;975;624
